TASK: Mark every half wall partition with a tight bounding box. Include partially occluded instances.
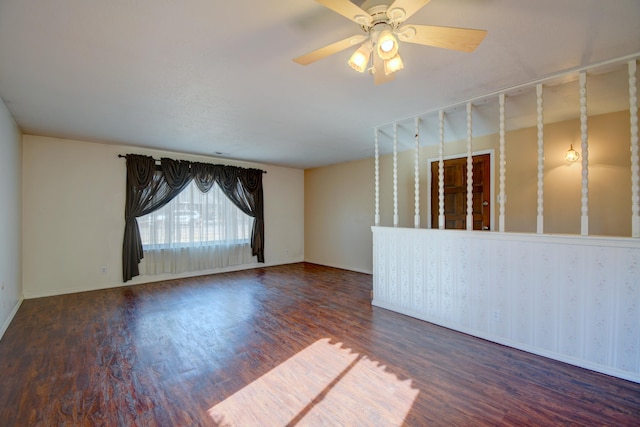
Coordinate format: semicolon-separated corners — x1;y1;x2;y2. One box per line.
372;55;640;383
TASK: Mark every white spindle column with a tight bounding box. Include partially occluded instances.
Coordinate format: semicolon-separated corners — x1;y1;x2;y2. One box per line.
579;72;589;236
630;60;639;238
374;127;380;226
414;118;420;228
466;103;473;230
536;84;545;234
393;123;399;227
499;94;506;232
438;111;445;229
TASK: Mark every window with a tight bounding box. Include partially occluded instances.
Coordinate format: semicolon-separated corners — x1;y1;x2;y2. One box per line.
137;180;254;274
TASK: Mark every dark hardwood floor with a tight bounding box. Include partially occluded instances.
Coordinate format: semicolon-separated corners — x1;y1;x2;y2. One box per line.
1;263;639;426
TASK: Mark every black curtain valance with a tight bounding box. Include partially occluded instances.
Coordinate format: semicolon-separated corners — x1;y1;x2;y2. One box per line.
121;154;265;282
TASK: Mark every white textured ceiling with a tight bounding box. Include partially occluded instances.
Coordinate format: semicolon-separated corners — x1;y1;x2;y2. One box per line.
0;0;639;169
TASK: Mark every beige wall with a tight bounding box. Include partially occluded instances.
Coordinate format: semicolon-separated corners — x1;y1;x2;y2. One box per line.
22;136;305;298
0;97;23;337
304;110;634;273
504;111;632;235
305;157;374;273
14;112;639;296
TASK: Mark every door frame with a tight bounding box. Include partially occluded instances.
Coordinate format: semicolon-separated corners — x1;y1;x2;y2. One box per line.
426;149;495;231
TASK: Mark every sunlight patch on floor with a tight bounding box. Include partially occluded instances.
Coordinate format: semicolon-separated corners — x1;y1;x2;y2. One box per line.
208;338;419;426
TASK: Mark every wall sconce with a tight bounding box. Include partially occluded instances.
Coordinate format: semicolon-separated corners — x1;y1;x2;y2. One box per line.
565;144;580;162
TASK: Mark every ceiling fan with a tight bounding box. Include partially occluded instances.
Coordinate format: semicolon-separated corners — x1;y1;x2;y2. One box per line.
293;0;487;85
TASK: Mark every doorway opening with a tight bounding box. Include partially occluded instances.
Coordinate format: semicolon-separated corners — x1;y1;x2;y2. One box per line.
430;153;491;230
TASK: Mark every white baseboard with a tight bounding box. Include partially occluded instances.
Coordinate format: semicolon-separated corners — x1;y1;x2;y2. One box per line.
303;260;373;275
23;260;308;299
0;296;23;341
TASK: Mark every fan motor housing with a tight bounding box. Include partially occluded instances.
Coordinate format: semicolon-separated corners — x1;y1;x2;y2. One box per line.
362;1;403;32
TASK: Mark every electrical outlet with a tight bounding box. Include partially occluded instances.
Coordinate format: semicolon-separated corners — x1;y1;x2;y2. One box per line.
492;310;501;322
100;266;108;274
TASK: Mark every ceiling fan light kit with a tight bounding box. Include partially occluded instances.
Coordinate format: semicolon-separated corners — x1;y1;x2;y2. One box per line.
294;0;487;85
384;53;404;74
348;43;373;72
376;29;399;59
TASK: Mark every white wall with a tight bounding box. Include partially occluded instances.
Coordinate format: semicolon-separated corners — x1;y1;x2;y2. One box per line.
22;136;304;298
373;227;640;383
0;98;23;339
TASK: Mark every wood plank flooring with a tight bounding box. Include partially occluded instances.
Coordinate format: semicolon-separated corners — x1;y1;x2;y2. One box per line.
0;263;639;426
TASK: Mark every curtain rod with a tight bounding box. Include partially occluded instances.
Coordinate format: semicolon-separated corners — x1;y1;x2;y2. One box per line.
117;154;266;173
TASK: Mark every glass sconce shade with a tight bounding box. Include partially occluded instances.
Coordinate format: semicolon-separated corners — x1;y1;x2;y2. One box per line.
565;144;580;162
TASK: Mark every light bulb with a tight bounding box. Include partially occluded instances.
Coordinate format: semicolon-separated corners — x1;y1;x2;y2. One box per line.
380;39;394;53
377;30;398;60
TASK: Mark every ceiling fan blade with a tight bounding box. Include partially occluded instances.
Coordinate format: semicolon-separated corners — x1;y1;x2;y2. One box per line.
293;35;367;65
387;0;432;23
397;24;487;52
314;0;373;26
373;49;395;85
397;25;487;52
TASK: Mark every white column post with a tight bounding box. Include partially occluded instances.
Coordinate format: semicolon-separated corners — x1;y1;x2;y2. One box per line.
499;94;506;232
536;84;545;234
374;127;380;226
630;60;639;238
466;102;474;230
438;111;445;229
414;118;420;228
579;72;589;236
393;123;399;227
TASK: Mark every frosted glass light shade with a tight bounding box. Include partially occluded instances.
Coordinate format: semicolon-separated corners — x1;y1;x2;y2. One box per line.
384;53;404;75
348;45;371;73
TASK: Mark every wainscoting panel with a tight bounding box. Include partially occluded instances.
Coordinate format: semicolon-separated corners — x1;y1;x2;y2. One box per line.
372;226;640;383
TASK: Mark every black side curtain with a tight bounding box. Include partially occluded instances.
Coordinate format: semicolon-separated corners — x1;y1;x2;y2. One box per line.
122;154;265;282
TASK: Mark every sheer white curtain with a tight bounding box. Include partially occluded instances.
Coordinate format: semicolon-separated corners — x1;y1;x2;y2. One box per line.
137;180;255;274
